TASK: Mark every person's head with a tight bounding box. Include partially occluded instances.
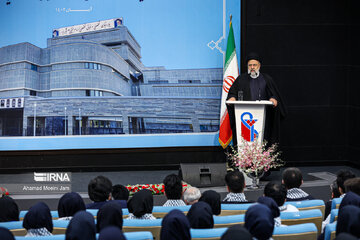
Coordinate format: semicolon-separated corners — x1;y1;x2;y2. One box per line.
161;209;191;240
199;190;221;215
257;197;280;219
88;176;112;202
246;52;261;78
339;192;360;210
57;192;86;218
183;187;201;205
163;174;183;200
96;202;123;233
127;189;153;218
282;167;303;189
225;171;245;193
0;227;15;240
330;180;341;199
187;201;214;229
66;211;96;240
0;196;19;222
99;226;126;240
336;170;356;195
221;225;252;240
264;182;287;207
344;177;360;196
23;202;53;233
245;204;274;240
336;205;360;238
112;185;129;201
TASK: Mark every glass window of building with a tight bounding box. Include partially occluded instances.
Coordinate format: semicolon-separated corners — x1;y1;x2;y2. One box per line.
149;80;169;84
85;62;89;69
86;90;103;97
178;80;201;84
30;90;37;96
211;80;223;84
30;64;38;71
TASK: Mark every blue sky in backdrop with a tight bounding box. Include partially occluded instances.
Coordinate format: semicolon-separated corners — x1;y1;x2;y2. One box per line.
0;0;240;70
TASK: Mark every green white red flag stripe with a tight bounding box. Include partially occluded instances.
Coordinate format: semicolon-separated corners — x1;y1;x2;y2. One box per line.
219;20;239;149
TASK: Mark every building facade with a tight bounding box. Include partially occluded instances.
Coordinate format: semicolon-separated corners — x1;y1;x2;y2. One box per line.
0;19;222;136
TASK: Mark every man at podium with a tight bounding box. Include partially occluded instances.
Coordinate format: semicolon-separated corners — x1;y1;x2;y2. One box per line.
226;52;287;146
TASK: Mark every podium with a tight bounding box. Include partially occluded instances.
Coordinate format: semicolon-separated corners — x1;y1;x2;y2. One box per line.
226;100;273;186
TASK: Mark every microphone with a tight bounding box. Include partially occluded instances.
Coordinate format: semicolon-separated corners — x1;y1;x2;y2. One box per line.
258;88;261;101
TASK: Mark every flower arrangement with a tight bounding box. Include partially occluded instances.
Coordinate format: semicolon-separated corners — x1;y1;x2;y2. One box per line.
0;186;10;197
126;182;191;196
226;137;284;178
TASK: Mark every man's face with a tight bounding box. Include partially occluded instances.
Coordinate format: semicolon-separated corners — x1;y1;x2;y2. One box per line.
247;60;260;73
247;60;260;78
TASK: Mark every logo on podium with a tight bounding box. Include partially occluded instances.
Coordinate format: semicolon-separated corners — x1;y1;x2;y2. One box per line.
241;112;258;142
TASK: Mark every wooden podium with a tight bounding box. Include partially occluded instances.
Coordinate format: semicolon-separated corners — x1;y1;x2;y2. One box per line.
226;100;273;186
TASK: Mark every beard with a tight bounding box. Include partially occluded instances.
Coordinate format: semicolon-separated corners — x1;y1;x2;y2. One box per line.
248;69;260;78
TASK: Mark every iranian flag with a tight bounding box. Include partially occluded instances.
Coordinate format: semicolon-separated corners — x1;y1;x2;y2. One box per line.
219;20;239;149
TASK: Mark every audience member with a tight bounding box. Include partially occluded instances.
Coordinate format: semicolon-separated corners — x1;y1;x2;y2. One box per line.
97;201;123;233
112;184;129;201
183;187;201;205
344;177;360;196
199;190;221;215
223;171;248;203
99;226;126;240
324;180;341;219
336;205;360;238
160;209;191;240
221;225;252;240
264;182;298;213
127;189;156;220
338;191;360;210
23;202;53;237
282;167;314;201
163;174;186;206
0;196;19;222
321;191;360;236
245;204;274;240
57;192;86;220
336;170;356;196
257;196;281;227
187;201;214;229
0;227;15;240
86;176;113;209
66;211;96;240
321;171;357;233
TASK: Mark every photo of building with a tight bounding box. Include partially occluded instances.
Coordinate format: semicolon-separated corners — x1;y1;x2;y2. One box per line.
0;18;223;136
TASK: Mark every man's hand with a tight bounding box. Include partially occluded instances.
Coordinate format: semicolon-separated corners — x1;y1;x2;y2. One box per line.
228;97;236;101
269;98;278;107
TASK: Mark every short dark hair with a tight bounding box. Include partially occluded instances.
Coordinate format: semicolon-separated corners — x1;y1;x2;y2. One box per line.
163;174;183;199
344;177;360;195
330;180;341;198
88;176;112;202
112;184;129;201
282;167;303;189
264;182;287;206
225;171;245;193
336;170;356;193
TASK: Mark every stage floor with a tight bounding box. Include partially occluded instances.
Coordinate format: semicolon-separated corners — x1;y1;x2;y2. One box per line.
1;165;359;210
